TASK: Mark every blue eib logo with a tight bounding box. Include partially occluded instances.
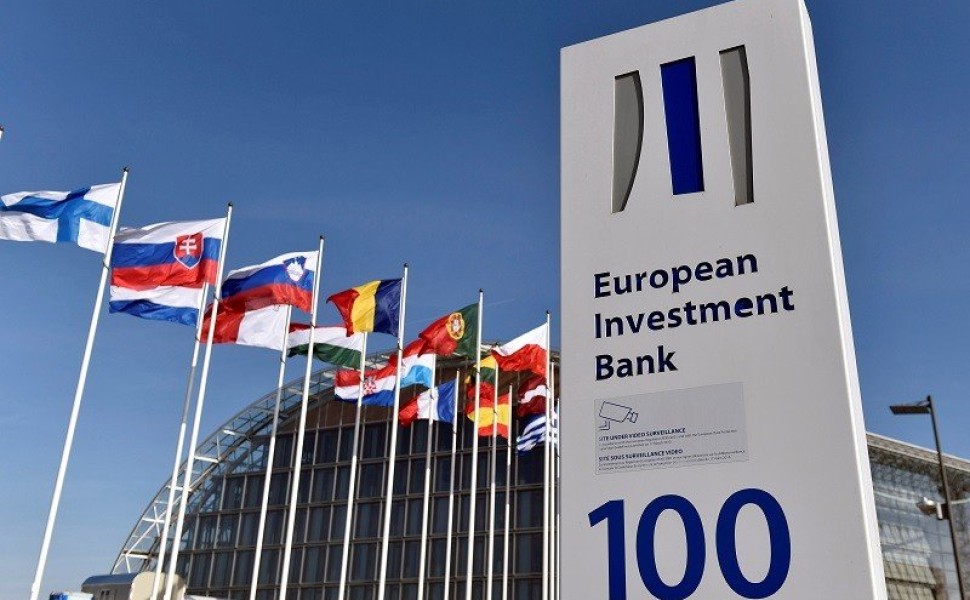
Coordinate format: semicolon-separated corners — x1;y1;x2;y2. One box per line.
613;46;751;212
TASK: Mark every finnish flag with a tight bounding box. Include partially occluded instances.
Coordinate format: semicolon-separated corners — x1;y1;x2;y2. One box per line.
0;183;121;253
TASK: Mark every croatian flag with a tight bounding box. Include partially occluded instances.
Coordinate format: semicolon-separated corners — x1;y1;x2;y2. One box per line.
222;251;318;313
0;183;121;253
109;218;225;326
334;364;397;407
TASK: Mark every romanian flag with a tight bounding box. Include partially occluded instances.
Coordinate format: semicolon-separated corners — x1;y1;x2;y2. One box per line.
328;279;402;336
419;303;478;357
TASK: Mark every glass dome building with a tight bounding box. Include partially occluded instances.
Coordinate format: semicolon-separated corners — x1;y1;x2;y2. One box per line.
111;350;970;600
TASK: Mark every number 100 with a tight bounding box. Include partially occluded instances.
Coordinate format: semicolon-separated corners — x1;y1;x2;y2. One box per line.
588;489;791;599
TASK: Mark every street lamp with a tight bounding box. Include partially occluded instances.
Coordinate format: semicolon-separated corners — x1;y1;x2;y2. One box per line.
890;396;967;599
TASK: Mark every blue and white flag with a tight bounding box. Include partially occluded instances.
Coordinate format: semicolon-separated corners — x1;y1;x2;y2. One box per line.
516;409;559;454
0;183;121;253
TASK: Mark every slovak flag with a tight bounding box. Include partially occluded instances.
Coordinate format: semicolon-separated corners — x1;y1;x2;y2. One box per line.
109;218;225;326
221;251;318;313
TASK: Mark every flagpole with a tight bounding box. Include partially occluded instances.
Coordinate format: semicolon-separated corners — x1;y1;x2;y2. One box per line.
247;304;294;600
550;364;557;600
337;331;368;600
28;169;128;600
377;264;409;600
164;203;234;600
279;237;326;600
443;371;460;600
502;384;513;600
464;290;484;600
150;280;211;600
416;354;437;600
486;378;499;600
541;311;551;600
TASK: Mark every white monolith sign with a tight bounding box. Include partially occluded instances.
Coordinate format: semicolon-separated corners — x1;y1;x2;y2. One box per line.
560;0;886;598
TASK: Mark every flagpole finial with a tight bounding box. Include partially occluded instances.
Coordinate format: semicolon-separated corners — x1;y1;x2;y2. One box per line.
404;262;409;268
479;288;484;294
319;234;325;241
122;166;130;173
227;201;234;208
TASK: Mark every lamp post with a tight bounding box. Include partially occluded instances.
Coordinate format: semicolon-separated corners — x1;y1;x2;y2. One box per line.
890;396;967;599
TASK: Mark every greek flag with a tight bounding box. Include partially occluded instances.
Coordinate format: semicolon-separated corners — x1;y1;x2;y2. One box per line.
516;409;559;454
0;183;121;253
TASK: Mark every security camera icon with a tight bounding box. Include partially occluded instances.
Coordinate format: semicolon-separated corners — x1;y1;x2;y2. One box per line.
599;401;638;430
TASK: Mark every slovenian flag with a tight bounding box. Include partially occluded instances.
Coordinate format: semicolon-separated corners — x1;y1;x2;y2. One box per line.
491;323;548;377
328;278;402;336
109;218;225;326
334;364;396;407
399;379;457;427
222;251;318;313
0;183;121;253
202;304;289;351
287;324;364;369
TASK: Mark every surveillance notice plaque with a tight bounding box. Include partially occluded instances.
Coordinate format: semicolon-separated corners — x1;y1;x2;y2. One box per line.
560;0;887;599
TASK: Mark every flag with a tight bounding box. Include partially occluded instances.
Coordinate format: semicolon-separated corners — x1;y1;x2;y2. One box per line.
334;364;396;407
221;251;318;313
465;354;497;402
328;279;401;336
202;304;289;351
516;375;548;418
399;379;457;427
0;183;121;253
516;410;558;454
394;339;435;389
287;324;364;369
465;388;511;438
418;303;478;357
491;323;548;377
108;218;225;326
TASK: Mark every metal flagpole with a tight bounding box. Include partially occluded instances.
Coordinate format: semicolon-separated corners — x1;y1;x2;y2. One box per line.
29;168;129;600
550;365;557;600
337;332;368;600
443;371;460;600
502;385;513;600
416;355;438;600
279;237;326;600
541;311;551;600
486;379;499;600
164;203;233;600
377;264;409;600
150;281;211;600
464;290;484;600
248;305;294;600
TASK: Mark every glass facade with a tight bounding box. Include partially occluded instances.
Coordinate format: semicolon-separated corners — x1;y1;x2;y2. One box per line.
113;353;970;600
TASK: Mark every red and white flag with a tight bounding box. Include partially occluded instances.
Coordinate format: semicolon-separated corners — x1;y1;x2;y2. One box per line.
491;322;548;376
201;304;289;351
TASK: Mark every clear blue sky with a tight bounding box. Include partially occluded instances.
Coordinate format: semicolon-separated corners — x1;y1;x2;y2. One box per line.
2;0;969;595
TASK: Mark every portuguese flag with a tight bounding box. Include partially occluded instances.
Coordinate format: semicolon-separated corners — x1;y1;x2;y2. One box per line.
287;324;364;369
419;302;478;357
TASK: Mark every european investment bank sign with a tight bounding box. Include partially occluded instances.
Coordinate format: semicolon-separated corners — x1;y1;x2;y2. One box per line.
560;0;886;598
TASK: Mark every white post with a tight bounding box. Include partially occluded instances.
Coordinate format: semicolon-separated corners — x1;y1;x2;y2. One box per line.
28;168;129;600
501;385;512;600
549;364;557;600
247;305;294;600
554;392;561;600
337;332;369;600
377;264;409;600
486;381;499;600
416;355;438;600
279;237;326;600
151;281;211;600
164;204;234;600
464;291;484;600
443;372;460;600
541;311;551;600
